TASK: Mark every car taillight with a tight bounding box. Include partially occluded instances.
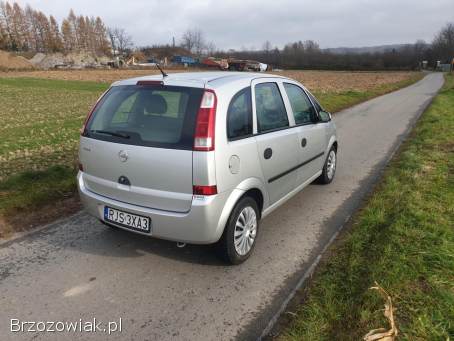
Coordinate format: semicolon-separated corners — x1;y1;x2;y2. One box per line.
80;89;109;135
194;90;217;151
193;185;218;196
136;80;164;86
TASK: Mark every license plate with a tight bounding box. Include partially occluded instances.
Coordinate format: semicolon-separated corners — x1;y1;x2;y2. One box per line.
104;206;151;233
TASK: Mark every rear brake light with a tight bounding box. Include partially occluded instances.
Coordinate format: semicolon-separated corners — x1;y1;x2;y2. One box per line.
194;90;217;151
193;185;218;196
136;80;164;86
80;89;109;135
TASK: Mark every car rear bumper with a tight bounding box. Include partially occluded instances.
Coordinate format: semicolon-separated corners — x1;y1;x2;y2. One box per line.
77;172;234;244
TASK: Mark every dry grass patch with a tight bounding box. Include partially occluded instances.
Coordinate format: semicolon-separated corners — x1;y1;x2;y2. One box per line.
0;69;419;93
277;70;419;93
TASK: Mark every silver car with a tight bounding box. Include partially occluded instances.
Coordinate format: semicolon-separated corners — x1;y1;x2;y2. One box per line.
78;72;338;264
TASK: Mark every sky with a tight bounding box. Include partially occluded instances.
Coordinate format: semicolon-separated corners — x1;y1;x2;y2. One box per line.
13;0;454;50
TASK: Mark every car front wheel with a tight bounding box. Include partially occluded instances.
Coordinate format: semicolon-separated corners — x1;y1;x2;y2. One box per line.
317;146;337;184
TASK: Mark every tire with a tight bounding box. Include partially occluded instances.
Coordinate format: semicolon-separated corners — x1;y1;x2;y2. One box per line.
317;146;337;184
217;196;260;265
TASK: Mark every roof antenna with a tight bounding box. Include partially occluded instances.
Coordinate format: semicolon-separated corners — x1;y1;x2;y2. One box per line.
156;63;168;78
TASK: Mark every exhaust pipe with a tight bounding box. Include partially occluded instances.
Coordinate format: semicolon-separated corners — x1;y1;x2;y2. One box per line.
176;242;186;248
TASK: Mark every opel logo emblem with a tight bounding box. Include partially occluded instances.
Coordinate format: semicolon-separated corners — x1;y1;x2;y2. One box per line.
118;150;129;162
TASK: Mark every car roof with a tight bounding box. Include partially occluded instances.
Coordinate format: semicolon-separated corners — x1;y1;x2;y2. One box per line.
112;71;289;89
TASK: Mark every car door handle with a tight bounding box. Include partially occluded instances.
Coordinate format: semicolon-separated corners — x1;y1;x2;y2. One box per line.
301;138;307;147
264;148;273;159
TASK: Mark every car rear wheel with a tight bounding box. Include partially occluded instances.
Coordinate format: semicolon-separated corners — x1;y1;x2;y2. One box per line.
317;146;337;184
217;196;260;265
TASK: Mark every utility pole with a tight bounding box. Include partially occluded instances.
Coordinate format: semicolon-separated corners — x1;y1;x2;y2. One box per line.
172;36;175;48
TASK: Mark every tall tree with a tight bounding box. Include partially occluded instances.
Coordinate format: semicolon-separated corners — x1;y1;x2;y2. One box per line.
0;1;13;50
76;15;87;51
432;23;454;63
61;18;74;51
34;11;51;52
24;5;39;51
49;15;62;52
94;17;110;55
10;3;26;50
67;9;79;49
0;2;112;54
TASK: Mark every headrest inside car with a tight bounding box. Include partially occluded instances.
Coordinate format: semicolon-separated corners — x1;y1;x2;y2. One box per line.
141;94;168;115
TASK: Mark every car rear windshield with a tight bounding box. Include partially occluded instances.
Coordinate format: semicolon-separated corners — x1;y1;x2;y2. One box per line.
83;85;204;150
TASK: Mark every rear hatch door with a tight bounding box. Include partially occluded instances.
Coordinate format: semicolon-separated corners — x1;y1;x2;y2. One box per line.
79;83;204;213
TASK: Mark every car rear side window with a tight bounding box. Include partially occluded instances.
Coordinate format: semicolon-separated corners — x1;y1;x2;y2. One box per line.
227;87;253;140
84;85;203;150
255;82;289;133
284;83;317;125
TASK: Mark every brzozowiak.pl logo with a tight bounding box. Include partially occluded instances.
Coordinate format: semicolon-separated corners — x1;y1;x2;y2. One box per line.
11;318;122;335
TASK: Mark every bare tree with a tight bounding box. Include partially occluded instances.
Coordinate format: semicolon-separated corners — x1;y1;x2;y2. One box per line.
303;40;320;52
262;40;272;53
0;1;14;50
107;27;116;54
181;28;196;53
432;22;454;63
108;27;133;55
181;28;206;55
413;39;428;61
205;41;216;55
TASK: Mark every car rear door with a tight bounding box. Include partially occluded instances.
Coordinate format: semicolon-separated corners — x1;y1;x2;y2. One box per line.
282;82;327;185
252;79;300;204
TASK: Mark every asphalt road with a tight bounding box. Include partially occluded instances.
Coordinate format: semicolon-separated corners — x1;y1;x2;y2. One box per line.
0;73;443;341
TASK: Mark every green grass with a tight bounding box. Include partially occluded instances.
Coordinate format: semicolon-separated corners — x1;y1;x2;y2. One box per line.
0;74;423;227
0;77;108;92
279;74;454;340
0;165;76;214
0;78;108;180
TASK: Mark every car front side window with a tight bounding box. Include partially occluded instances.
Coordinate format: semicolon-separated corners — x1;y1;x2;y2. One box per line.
283;83;318;125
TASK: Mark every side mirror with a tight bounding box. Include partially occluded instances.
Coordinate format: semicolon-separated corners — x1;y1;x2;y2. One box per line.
319;110;332;122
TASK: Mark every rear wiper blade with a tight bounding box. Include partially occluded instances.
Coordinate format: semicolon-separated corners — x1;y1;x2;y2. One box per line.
90;130;130;139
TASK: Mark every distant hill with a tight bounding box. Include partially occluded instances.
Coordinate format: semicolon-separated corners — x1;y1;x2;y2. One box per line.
324;44;424;54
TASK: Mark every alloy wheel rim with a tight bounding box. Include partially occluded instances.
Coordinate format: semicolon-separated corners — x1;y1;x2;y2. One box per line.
234;206;257;256
327;150;336;180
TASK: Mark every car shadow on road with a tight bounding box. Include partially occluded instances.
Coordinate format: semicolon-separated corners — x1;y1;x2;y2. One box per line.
55;214;226;266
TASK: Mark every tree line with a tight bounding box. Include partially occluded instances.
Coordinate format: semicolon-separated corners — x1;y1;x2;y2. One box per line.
144;23;453;70
215;23;454;70
0;2;111;55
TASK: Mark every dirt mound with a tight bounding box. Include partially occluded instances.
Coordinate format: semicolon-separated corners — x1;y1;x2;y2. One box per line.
34;52;66;69
29;52;46;65
0;50;34;70
31;52;111;69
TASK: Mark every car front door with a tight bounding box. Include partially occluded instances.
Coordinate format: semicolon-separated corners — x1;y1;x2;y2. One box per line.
252;79;300;204
282;82;327;185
